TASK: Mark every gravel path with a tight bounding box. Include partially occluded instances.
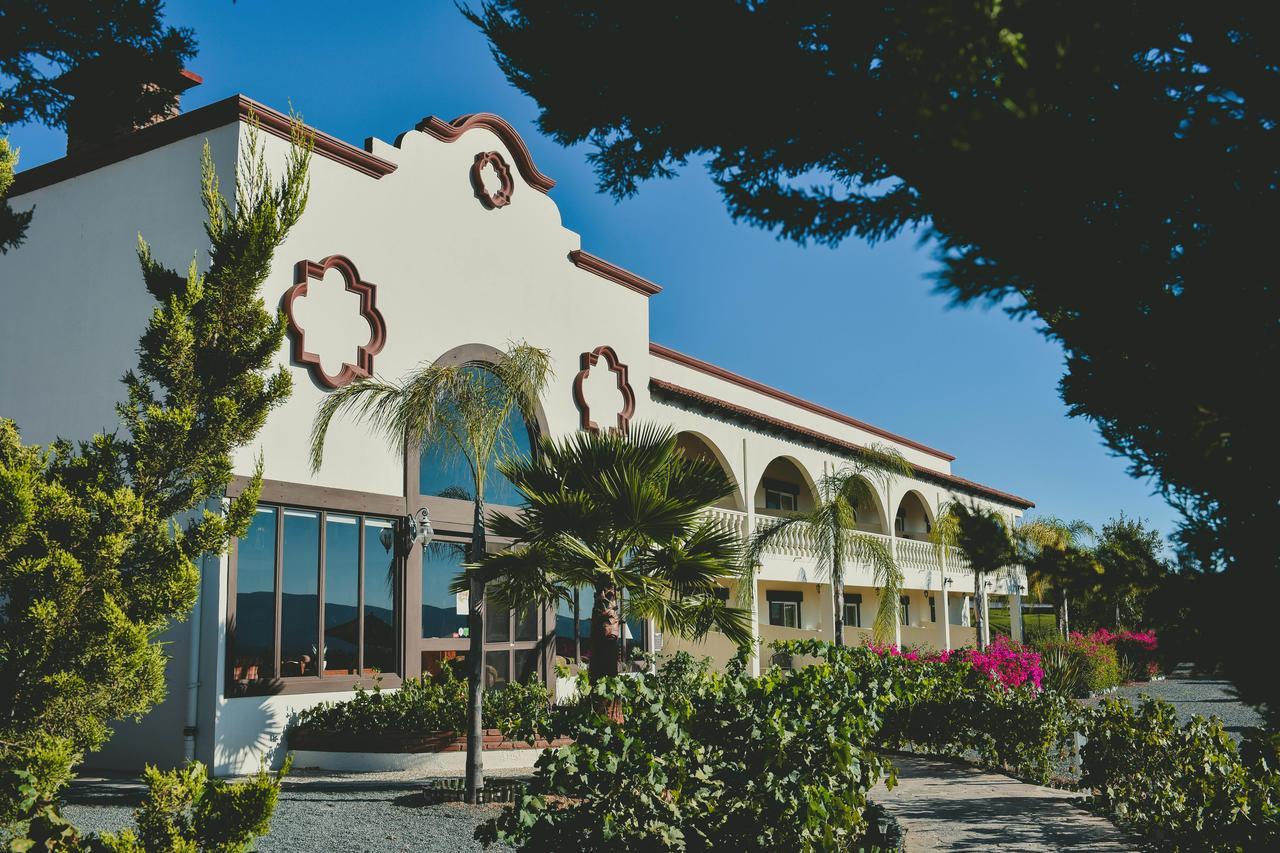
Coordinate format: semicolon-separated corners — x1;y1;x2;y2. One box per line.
876;755;1132;851
1096;668;1264;738
64;770;524;852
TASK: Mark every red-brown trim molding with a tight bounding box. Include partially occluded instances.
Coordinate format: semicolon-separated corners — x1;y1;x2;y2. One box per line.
650;378;1032;509
470;151;514;209
568;250;663;297
573;346;636;434
10;94;397;197
284;255;388;389
650;343;955;462
413;113;555;194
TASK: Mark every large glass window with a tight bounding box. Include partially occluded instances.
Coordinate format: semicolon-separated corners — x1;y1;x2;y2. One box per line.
422;543;469;639
418;368;535;507
322;514;360;675
363;519;398;674
230;505;400;694
231;507;277;684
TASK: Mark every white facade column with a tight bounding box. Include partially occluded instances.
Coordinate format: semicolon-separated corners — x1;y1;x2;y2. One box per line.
1010;593;1024;643
743;439;761;676
942;579;952;651
886;481;901;649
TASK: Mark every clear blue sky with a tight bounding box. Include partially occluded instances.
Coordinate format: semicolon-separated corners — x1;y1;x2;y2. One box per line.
5;0;1177;545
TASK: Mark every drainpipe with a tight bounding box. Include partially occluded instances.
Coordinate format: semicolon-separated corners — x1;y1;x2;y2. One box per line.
183;548;207;764
183;498;219;764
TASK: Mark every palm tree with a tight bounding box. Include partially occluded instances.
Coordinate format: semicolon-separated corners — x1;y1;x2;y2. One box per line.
933;501;1017;650
308;342;551;804
467;423;752;680
1015;516;1097;639
744;445;910;646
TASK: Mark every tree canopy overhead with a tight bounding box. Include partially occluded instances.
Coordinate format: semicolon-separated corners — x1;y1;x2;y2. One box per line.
469;1;1279;712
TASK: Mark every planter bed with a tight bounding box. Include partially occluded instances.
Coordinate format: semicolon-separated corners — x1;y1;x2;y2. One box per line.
288;728;572;774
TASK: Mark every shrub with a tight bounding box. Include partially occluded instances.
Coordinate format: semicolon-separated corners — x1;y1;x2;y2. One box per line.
476;651;898;851
1040;644;1085;697
1038;633;1120;695
287;667;555;744
0;751;289;852
1082;698;1279;850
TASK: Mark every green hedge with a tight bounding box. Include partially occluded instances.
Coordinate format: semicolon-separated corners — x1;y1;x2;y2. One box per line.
286;667;555;746
1082;698;1279;850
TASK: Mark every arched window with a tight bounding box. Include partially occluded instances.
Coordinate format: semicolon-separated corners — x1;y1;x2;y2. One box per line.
418;367;536;507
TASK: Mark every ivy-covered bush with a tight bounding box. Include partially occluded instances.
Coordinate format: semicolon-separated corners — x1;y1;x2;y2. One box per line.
1082;698;1280;850
858;642;1074;784
476;652;899;851
287;667;555;746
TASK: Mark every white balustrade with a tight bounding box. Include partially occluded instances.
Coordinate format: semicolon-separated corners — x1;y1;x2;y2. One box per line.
700;508;972;579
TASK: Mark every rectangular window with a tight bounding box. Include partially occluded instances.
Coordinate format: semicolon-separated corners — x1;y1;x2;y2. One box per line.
422;543;469;639
900;595;910;626
769;601;799;628
323;514;360;676
230;505;400;694
232;507;277;684
764;489;796;511
766;590;803;628
844;593;863;628
762;478;799;512
929;596;937;623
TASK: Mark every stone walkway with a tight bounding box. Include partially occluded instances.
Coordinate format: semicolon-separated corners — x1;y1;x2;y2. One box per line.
876;755;1133;851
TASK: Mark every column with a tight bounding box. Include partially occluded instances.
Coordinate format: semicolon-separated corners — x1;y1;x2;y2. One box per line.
1010;593;1024;643
942;580;952;651
743;438;761;677
887;481;900;649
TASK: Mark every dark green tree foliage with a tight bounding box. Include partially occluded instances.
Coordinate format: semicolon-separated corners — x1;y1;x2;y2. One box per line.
0;119;310;839
0;0;195;130
467;1;1280;715
1081;515;1171;630
1;1;197;250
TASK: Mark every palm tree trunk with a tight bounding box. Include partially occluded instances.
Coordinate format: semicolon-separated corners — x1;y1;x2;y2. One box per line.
464;495;487;804
831;545;846;648
589;584;622;680
572;586;582;668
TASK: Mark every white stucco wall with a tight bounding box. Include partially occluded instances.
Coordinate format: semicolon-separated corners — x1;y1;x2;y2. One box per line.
0;126;239;446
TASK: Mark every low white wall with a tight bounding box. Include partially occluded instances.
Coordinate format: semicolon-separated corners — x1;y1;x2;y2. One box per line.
290;747;545;775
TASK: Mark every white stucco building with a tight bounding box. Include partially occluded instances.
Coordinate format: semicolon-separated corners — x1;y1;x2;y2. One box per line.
0;92;1032;776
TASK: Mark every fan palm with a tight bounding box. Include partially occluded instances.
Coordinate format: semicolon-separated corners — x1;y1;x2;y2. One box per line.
466;423;751;680
933;501;1017;650
308;341;551;804
1015;516;1097;639
743;445;910;646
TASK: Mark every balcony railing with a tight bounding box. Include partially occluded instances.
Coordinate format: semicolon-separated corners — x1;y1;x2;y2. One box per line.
700;507;973;576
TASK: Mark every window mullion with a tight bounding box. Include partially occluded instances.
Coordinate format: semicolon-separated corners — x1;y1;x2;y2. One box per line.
357;516;366;677
317;510;327;679
273;505;284;682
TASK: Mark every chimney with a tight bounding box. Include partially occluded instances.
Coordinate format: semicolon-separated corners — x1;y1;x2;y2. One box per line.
59;49;202;156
